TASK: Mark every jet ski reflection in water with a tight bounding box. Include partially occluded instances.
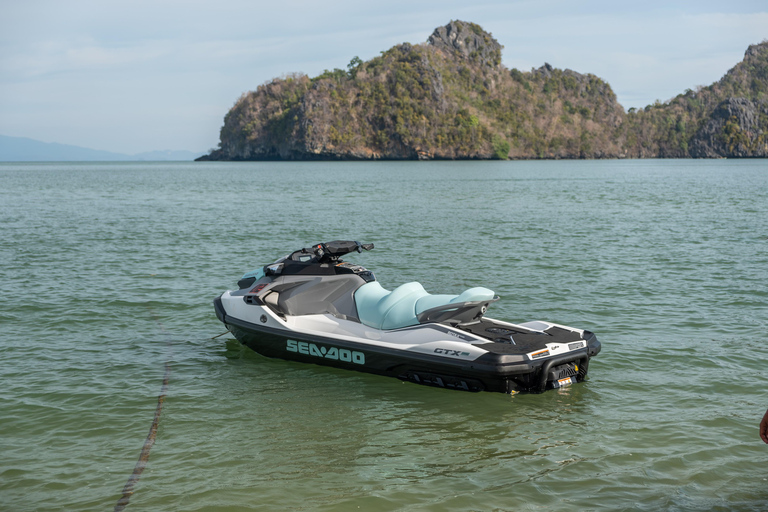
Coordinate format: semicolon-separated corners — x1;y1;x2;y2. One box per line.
214;241;601;393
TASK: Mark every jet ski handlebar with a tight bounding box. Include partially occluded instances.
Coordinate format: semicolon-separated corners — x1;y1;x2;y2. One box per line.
300;240;374;263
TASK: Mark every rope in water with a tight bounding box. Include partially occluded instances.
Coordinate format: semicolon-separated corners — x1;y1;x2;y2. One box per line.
114;310;172;512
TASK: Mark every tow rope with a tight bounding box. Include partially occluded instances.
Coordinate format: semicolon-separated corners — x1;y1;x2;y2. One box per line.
114;310;172;512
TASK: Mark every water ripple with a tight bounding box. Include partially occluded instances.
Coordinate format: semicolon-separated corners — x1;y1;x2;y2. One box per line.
1;160;767;511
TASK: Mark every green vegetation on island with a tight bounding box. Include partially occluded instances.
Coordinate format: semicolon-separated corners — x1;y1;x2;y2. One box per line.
199;21;768;161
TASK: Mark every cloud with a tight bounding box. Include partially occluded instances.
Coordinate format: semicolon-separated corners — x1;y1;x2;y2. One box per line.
2;39;172;80
63;41;168;70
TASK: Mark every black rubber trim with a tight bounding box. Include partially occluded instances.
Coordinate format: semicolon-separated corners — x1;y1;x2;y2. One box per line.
213;295;227;324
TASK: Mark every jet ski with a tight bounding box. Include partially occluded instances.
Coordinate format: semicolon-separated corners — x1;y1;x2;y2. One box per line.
213;241;601;393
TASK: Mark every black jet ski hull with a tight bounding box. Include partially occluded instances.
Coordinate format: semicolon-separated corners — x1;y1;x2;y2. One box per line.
215;296;600;393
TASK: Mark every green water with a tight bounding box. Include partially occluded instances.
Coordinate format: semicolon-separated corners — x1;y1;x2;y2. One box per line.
1;159;766;511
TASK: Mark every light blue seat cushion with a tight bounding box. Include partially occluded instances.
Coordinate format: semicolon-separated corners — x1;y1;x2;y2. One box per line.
354;281;429;330
414;287;495;314
354;282;495;330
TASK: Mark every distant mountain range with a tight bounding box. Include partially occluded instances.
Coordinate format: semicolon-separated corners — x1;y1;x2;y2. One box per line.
0;134;204;162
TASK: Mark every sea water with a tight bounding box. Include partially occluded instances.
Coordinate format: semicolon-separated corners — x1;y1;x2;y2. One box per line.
1;159;766;511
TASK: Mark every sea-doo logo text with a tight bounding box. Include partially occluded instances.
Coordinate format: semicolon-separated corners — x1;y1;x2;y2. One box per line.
286;340;365;365
434;348;471;357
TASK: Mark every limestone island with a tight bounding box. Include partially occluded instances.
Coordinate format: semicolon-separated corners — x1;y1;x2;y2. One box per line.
197;21;768;161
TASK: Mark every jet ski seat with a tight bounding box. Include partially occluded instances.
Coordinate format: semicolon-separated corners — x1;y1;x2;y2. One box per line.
354;281;496;330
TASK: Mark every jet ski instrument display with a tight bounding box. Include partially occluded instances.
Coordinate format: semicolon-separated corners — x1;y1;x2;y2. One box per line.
213;241;601;393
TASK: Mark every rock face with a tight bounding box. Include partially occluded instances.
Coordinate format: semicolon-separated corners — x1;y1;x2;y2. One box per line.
427;20;502;67
198;23;768;161
689;98;768;157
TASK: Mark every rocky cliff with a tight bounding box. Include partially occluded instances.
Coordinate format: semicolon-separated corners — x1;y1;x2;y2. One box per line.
688;98;768;157
198;22;768;161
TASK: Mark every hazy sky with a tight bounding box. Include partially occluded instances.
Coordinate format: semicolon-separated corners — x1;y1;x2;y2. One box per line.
1;0;766;154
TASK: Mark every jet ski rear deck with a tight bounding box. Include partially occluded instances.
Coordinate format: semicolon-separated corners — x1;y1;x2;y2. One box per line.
214;241;601;393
